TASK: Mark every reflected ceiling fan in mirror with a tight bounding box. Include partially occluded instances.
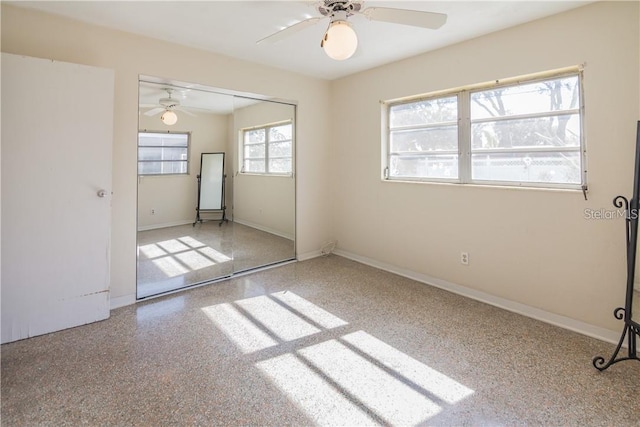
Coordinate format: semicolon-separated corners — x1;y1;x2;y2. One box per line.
142;88;195;125
257;0;447;60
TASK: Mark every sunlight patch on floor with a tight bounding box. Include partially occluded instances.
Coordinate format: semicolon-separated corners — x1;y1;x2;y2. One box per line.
138;243;167;259
342;331;474;404
198;246;231;263
156;239;190;254
140;236;231;278
256;353;378;426
151;256;190;277
271;291;348;329
178;235;207;248
202;303;277;353
298;339;442;425
175;250;215;270
202;291;474;425
235;295;321;342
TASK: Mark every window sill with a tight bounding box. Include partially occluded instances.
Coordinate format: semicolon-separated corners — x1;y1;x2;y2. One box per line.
239;173;293;178
382;178;585;195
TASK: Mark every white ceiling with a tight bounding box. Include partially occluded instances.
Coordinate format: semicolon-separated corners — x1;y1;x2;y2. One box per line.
14;0;594;81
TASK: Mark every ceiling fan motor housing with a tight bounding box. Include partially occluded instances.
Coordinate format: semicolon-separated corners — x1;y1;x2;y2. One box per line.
319;0;362;17
159;97;180;109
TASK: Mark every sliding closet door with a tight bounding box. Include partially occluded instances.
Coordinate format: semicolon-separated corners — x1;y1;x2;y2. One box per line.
1;53;114;343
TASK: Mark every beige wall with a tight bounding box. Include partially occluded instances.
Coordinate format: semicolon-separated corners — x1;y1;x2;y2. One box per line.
3;2;639;336
329;1;640;332
138;112;228;230
1;4;332;305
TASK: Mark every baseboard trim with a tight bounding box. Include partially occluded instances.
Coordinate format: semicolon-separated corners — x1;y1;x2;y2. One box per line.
137;220;192;232
233;218;294;240
110;293;136;310
297;249;323;261
333;249;621;346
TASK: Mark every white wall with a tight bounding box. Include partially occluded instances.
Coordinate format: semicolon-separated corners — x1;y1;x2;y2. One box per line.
1;4;332;306
232;102;296;239
329;1;640;333
137;111;228;230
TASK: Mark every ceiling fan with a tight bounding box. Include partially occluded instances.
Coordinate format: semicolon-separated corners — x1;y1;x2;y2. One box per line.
143;88;195;125
257;0;447;60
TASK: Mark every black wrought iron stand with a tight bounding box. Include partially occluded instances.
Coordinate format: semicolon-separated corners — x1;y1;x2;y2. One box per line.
593;121;640;371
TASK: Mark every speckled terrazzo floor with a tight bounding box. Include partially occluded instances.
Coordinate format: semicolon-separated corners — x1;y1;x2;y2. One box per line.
2;255;639;426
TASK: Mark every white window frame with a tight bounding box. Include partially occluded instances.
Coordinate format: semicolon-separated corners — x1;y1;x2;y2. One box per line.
383;93;461;184
382;68;586;190
240;120;293;176
138;131;190;176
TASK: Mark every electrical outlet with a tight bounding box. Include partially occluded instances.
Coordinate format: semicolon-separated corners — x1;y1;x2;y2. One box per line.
461;252;469;265
151;209;155;215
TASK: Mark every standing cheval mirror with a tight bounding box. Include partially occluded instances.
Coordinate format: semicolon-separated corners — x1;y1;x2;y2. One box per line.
194;152;227;225
593;121;640;370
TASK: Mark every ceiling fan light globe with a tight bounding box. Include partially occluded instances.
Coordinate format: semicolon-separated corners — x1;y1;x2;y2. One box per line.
322;20;358;60
161;110;178;125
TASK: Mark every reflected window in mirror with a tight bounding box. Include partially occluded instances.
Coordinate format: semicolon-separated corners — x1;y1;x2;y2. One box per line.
241;121;293;175
138;131;190;175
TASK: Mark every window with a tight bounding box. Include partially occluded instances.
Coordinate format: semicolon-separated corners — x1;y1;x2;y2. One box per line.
388;96;459;180
384;70;584;189
241;121;293;175
138;132;190;175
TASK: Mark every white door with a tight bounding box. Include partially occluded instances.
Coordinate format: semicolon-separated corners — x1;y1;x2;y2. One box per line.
1;53;114;343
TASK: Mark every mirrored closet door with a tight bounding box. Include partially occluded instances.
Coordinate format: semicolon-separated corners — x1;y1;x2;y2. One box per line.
136;76;296;299
231;96;296;273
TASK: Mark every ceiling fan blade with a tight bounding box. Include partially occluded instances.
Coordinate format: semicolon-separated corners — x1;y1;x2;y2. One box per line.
257;17;324;44
143;107;164;117
362;7;447;30
176;107;196;117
